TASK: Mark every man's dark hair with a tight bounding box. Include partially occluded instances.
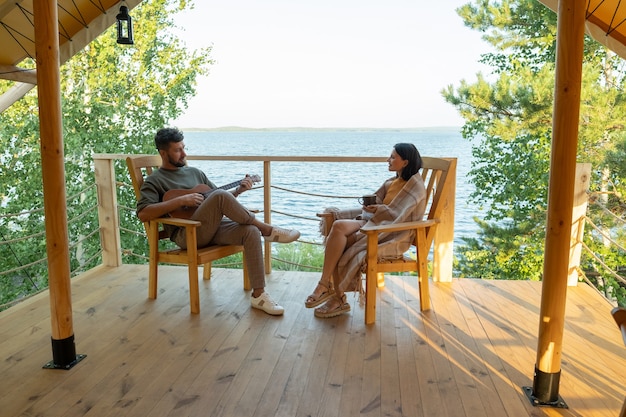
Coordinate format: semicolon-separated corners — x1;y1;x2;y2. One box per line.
394;142;422;180
155;127;184;151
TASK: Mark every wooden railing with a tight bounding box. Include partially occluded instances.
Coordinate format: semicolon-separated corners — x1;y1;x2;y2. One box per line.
93;154;616;298
2;157;620;310
93;153;456;281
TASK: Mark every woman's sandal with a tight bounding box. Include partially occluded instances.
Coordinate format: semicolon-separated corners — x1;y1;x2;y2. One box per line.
305;281;335;308
314;294;350;318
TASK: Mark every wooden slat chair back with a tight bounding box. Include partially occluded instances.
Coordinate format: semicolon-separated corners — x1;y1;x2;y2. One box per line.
318;156;456;324
126;155;250;314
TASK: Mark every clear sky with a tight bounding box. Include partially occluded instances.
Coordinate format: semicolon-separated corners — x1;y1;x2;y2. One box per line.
171;1;490;129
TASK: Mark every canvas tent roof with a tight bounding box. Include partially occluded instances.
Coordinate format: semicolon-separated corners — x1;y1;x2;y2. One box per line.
539;0;626;59
0;0;140;111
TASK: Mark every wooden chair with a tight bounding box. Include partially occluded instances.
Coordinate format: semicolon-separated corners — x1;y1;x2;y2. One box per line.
318;157;456;324
126;155;250;314
613;306;626;417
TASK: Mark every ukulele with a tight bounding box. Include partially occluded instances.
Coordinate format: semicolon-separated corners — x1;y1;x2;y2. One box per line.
163;174;261;219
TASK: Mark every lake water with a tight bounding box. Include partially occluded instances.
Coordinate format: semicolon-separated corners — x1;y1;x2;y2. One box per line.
182;128;481;248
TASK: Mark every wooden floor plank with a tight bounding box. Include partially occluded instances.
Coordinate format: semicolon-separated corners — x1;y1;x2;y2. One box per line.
456;279;539;417
400;276;449;417
336;301;367;417
294;303;341;417
1;265;626;417
432;279;503;417
390;275;424;417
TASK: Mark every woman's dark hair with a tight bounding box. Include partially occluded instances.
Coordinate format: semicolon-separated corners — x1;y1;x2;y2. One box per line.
394;143;422;180
155;127;184;151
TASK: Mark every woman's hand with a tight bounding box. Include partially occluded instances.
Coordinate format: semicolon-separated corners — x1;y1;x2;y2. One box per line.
362;204;379;213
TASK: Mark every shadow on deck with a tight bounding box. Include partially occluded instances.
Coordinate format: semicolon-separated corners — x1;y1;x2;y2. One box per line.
1;265;624;417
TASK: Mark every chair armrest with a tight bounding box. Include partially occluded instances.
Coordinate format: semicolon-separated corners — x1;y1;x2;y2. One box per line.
316;208;362;237
316;207;362;219
144;217;201;241
360;219;439;235
153;217;201;228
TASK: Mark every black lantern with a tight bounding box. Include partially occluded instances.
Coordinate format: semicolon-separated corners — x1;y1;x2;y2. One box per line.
116;5;134;45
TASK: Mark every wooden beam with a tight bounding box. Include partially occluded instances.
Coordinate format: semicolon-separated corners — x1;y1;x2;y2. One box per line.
0;64;37;84
0;82;35;113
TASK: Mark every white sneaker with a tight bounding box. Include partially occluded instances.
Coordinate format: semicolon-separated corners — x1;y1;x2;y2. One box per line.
264;226;300;243
251;292;285;316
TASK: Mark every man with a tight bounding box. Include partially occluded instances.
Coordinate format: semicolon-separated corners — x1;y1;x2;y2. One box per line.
136;127;300;315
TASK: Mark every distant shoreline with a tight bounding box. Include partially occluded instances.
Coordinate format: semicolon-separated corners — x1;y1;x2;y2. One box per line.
180;126;462;133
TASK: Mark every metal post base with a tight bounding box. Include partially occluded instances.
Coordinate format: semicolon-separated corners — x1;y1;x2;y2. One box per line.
43;353;86;370
42;334;86;370
522;386;568;409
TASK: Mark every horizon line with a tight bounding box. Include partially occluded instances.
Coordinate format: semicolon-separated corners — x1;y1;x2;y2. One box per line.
177;125;463;132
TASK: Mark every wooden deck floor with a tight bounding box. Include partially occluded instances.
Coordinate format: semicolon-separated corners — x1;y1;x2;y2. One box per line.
1;264;624;417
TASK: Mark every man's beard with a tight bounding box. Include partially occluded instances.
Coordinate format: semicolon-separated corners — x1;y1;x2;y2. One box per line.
169;156;186;168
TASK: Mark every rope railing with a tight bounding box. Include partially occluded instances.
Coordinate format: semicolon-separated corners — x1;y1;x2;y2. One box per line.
270;255;323;271
0;287;48;311
578;265;615;296
270;209;319;222
67;183;97;202
589;195;626;223
0;256;48;277
580;241;626;285
0;182;102;309
578;195;626;305
271;184;361;199
119;226;145;238
69;228;100;251
0;230;46;245
68;204;98;225
267;182;362;268
71;250;103;276
583;215;626;254
121;249;149;262
0;206;44;218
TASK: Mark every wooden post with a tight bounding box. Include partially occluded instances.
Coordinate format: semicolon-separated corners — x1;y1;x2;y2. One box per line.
94;156;122;267
263;161;272;273
526;0;585;406
34;0;84;369
433;157;457;282
568;163;591;286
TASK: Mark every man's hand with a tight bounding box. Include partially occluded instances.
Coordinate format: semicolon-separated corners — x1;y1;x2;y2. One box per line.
235;174;254;196
180;192;204;207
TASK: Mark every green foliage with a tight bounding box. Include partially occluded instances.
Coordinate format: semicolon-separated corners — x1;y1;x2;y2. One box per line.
445;0;626;295
211;243;326;272
581;232;626;306
0;0;213;307
271;243;325;271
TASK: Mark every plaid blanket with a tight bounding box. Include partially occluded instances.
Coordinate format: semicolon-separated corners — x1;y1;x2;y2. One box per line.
322;173;427;294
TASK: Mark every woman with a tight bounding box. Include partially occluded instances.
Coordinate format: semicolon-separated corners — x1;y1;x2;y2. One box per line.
305;143;427;318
